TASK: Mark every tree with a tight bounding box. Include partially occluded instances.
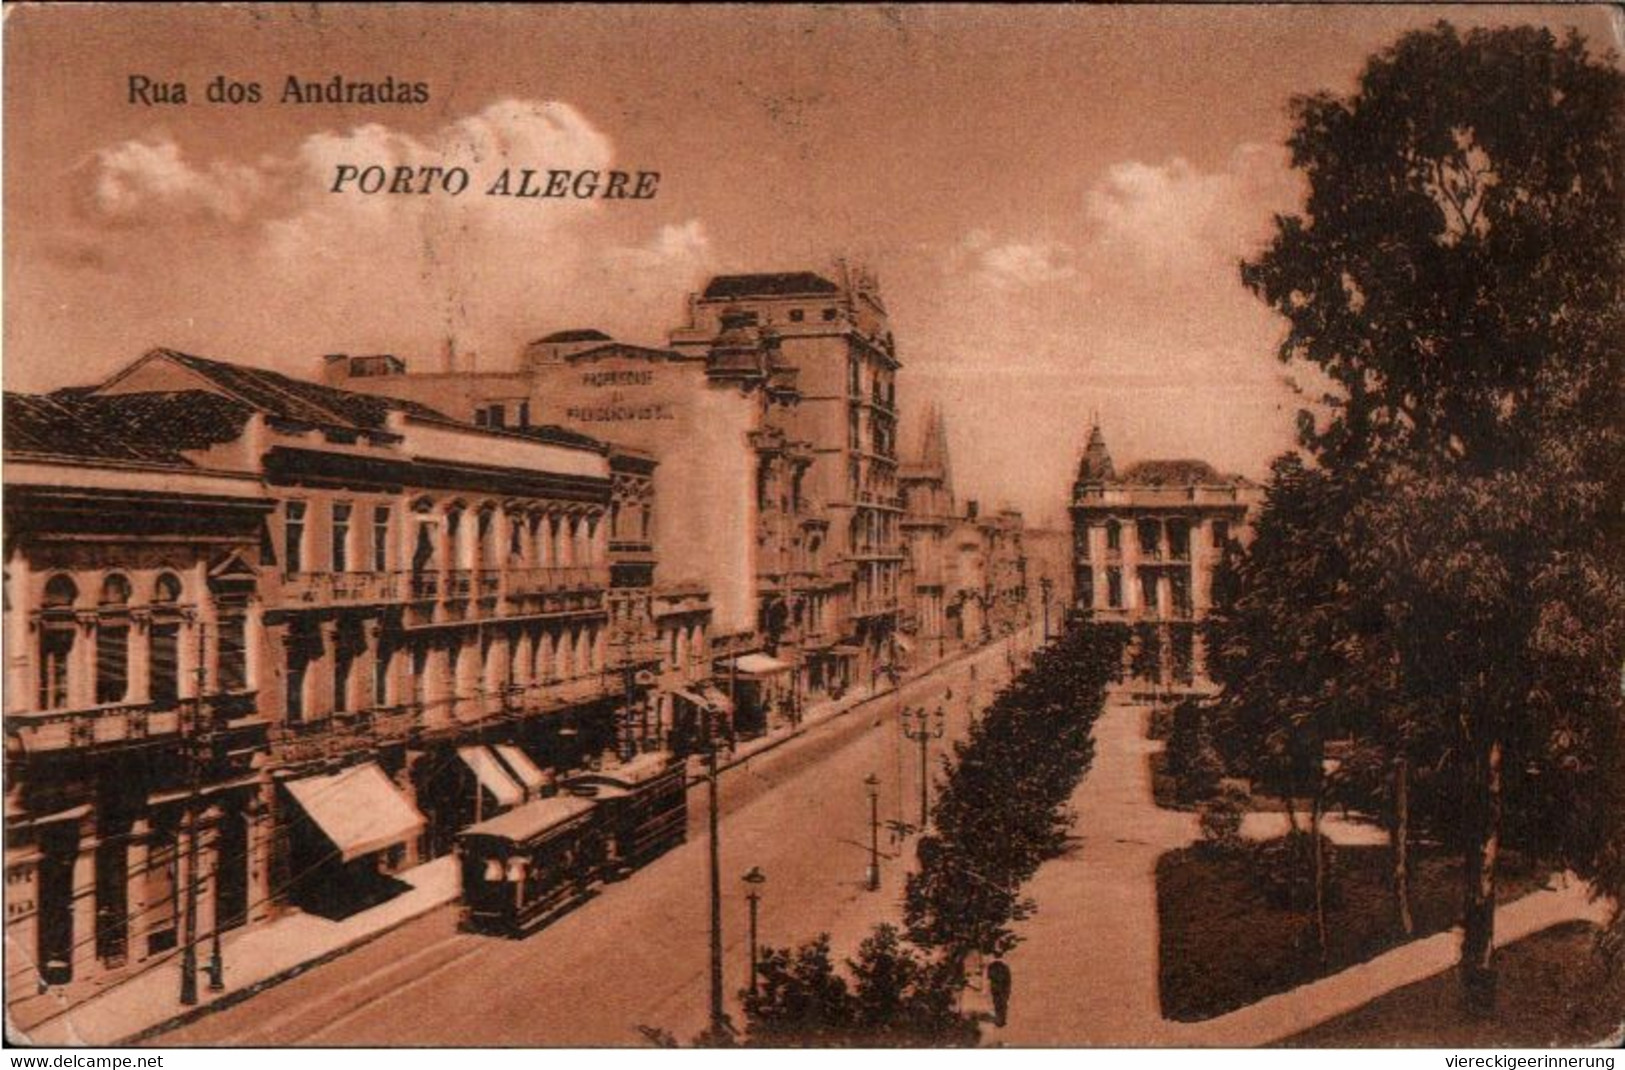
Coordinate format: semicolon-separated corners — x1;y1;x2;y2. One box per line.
741;926;978;1047
1238;21;1625;1013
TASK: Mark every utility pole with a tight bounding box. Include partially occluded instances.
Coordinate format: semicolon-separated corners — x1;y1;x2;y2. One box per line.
704;703;726;1038
902;705;945;830
180;621;205;1006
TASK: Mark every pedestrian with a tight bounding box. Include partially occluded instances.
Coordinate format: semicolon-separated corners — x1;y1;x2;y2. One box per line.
987;958;1012;1027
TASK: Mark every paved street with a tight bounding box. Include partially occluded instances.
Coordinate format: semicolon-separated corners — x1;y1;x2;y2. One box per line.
152;635;1031;1046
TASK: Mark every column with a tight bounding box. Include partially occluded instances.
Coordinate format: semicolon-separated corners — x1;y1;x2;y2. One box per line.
69;835;96;976
196;806;220;943
126;819;150;962
244;601;265;694
246;792;272;925
127;612;152;704
5;556;32;715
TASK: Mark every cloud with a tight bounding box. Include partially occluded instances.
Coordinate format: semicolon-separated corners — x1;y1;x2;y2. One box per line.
1083;142;1300;275
50;100;710;379
947;230;1078;293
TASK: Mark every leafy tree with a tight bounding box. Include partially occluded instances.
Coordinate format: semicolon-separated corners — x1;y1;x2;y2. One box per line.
1238;21;1625;1012
740;926;977;1047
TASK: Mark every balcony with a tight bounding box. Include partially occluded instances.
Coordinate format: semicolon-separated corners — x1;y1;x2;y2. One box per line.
7;691;262;756
283;571;396;605
270;704;416;767
506;565;611;597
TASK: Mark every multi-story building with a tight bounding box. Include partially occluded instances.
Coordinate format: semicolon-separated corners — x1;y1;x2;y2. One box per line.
4;348;705;1005
670;267;904;688
899;405;955;663
1068;424;1259;689
322;318;813;737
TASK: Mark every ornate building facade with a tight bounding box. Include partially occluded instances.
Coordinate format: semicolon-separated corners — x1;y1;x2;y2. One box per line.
1068;424;1259;690
4;349;706;1006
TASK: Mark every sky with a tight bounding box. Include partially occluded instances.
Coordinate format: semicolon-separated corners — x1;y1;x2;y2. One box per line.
5;4;1619;526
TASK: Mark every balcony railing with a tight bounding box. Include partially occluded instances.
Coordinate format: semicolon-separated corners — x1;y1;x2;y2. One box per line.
505;565;610;597
8;691;261;755
283;571;395;605
270;704;416;766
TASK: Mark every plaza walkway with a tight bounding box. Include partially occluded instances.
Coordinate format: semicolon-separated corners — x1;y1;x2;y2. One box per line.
992;699;1611;1047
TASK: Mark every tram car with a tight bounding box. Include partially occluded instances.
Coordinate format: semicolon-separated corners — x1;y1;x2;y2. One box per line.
456;793;607;935
563;753;688;879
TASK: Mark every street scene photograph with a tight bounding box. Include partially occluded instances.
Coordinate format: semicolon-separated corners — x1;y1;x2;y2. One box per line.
2;2;1622;1052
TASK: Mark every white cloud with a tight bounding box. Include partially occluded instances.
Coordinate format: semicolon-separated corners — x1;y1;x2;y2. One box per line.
948;229;1078;293
62;100;711;374
1083;142;1299;275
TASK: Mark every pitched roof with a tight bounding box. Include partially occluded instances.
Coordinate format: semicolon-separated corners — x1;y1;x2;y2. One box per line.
5;390;254;467
701;272;840;300
508;424;608;452
535;328;613;344
136;348;448;431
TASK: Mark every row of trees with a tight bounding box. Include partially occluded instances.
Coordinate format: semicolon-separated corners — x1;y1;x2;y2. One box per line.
1208;22;1623;1013
737;621;1130;1045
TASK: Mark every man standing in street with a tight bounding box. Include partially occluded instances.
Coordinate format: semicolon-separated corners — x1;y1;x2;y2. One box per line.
987;958;1012;1028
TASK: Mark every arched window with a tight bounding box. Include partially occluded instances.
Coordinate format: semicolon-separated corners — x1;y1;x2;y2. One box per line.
99;574;132;607
96;575;132;704
153;573;183;603
38;575;78;709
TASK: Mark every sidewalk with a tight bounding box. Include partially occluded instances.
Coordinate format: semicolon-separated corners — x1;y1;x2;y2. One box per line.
986;700;1612;1047
12;634;1027;1048
11;856;460;1047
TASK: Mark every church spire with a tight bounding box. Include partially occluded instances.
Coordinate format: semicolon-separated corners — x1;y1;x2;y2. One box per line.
1077;420;1115;483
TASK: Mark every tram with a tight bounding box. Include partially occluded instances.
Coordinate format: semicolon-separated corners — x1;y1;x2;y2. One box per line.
456;753;689;935
563;753;689;878
456;793;606;935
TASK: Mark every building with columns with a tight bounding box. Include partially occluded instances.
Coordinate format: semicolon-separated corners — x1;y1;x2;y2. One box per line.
4;348;706;1008
1069;424;1259;690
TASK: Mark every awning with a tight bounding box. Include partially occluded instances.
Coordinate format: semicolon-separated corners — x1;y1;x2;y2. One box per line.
462;794;597;844
697;684;736;716
726;653;793;676
493;744;550;797
458;746;525;809
284;763;425;863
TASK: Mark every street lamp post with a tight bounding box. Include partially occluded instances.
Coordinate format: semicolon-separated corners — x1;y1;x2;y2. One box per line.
902;706;946;830
864;774;881;891
742;866;766;997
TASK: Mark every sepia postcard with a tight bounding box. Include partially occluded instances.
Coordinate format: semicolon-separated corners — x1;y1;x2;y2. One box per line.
3;3;1622;1054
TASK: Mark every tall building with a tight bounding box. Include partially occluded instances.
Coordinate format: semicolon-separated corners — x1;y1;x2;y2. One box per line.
4;349;704;1005
669;266;904;686
899;405;955;661
1068;424;1259;689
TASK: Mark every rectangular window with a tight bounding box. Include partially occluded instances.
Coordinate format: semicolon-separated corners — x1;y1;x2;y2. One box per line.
1168;520;1190;559
284;502;306;574
96;625;129;705
39;628;73;709
334;648;352;714
217;612;247;693
1140;569;1159;615
788;308;805;323
1076;566;1094;610
372;506;391;572
332;502;352;573
824;307;839;322
488;405;506;429
1138;520;1161;558
1106;521;1121;553
1107;567;1123;609
1212;520;1230;549
517;401;531;428
373;646;390;708
1171;570;1192;616
1074;526;1091;560
286;656;306;724
150;624;179;706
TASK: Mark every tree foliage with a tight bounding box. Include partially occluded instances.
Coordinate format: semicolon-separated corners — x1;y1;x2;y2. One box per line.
1225;20;1624;1010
